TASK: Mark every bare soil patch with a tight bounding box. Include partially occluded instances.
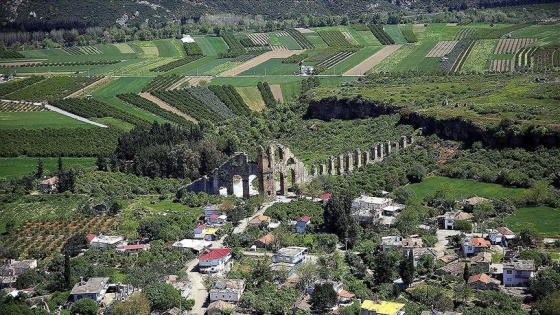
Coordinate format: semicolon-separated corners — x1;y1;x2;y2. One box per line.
344;45;402;75
295;28;314;34
446;23;458;26
139;92;198;123
65;76;112;98
167;76;191;90
219;50;305;77
188;76;213;87
426;41;459;57
269;84;284;103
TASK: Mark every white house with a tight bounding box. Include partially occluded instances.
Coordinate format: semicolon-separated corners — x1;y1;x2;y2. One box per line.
172;239;212;253
351;194;393;223
272;247;307;264
88;234;124;249
209;279;245;303
381;236;403;252
70;277;110;303
199;248;232;273
462;237;490;256
503;260;535;286
441;211;473;230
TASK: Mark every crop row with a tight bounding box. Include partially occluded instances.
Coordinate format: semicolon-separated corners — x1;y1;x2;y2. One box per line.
5;76;98;101
187;87;235;120
232;50;267;62
399;25;418;43
454;28;478;40
208;85;251;116
51;98;152;127
317;31;355;48
451;40;476;72
306;48;356;63
184;42;204;56
117;93;194;126
283;53;309;64
495;38;536;54
0;127;124;157
490;59;513;72
514;47;536;71
368;25;395;45
316;51;354;68
247;33;269;46
426;41;458;58
239;36;260;48
0;101;46;112
63;46;102;55
0;46;24;58
152;89;222;123
142;75;183;92
286;29;314;49
532;45;560;71
219;33;247;58
0;60;120;68
0;76;45;97
257;81;276;107
438;39;472;72
150;54;203;72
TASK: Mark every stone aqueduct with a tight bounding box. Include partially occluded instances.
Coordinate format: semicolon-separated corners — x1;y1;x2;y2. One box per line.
183;135;413;200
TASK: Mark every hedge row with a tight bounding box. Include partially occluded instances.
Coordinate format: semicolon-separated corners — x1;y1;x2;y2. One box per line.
257;81;276;107
208;85;250;116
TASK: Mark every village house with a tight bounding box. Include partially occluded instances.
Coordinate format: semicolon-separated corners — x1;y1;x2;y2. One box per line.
209;278;245;303
440;211;473;230
70;277;110;303
488;227;516;246
204;204;220;220
254;233;275;249
401;237;423;256
410;248;438;267
306;280;355;305
470;251;492;272
503;259;535;286
296;216;311;233
0;259;38;288
462;237;490;256
116;244;149;253
88;233;125;249
462;196;491;211
199;248;232;273
382;204;405;216
207;300;235;315
39;176;58;192
351;194;392;223
270;246;308;277
249;215;270;226
207;213;227;225
173;239;212;253
164;275;191;298
435;262;465;277
468;273;500;291
361;299;405;315
193;226;218;241
381;236;402;252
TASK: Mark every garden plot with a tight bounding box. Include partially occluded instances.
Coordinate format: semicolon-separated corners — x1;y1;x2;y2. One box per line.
317;51;355;68
248;33;270;46
236;86;266;111
113;43;135;53
455;28;478;40
295;28;314;34
219;50;304;76
275;31;290;37
0;101;46;112
344;45;401;75
426;41;458;57
461;39;498;73
269;84;284;103
491;59;513;72
494;38;537;54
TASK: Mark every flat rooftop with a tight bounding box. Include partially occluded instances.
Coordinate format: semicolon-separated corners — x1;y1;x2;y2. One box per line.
70;277;110;295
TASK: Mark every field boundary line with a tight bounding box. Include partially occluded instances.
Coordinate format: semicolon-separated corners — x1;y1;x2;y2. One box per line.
343;45;401;76
139;92;198;124
44;104;108;127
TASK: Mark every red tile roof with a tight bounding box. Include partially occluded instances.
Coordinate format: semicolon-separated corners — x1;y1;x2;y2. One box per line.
117;244;146;251
199;248;231;260
87;233;97;243
209;214;219;219
320;193;332;201
472;238;490;247
468;273;491;284
256;233;275;245
195;224;205;230
298;216;311;223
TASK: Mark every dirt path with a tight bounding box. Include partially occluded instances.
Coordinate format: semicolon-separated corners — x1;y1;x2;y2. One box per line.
167;76;191;90
65;76;112;98
218;50;305;77
188;76;213;87
269;84;284;103
344;45;402;75
44;104;107;127
139;92;198;124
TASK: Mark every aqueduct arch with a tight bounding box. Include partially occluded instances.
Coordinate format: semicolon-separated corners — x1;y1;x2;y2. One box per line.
257;143;308;200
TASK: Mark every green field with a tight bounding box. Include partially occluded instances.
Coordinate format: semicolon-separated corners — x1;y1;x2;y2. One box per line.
280;80;302;100
0;157;96;179
276;34;302;50
236;86;266;111
239;58;300;75
0;111;94;129
304;33;328;48
153;39;183;58
384;25;408;44
194;36;229;56
510;24;560;45
461;39;498;72
505;206;560;237
392;42;440;72
420;24;462;42
370;45;417;73
20;44;135;62
357;30;382;46
321;46;382;75
408;176;530;202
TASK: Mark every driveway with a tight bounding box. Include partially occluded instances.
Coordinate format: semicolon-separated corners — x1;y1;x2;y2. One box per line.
434;229;461;257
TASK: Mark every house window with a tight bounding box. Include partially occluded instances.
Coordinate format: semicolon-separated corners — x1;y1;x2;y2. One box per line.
516;271;523;275
506;270;512;274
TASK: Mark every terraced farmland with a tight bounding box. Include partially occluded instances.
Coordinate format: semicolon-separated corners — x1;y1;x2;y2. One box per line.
462;40;498;73
316;51;355;68
494;38;537;54
426;41;458;57
248;33;270;46
491;59;514;72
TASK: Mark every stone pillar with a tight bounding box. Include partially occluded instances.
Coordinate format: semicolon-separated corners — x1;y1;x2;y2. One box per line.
377;143;384;161
328;156;335;176
337;154;344;175
242;176;250;199
363;151;370;164
401;136;407;149
320;164;326;176
310;164;317;176
355;149;362;168
279;172;288;196
385;141;391;156
408;135;414;145
346;153;353;172
392;141;399;153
